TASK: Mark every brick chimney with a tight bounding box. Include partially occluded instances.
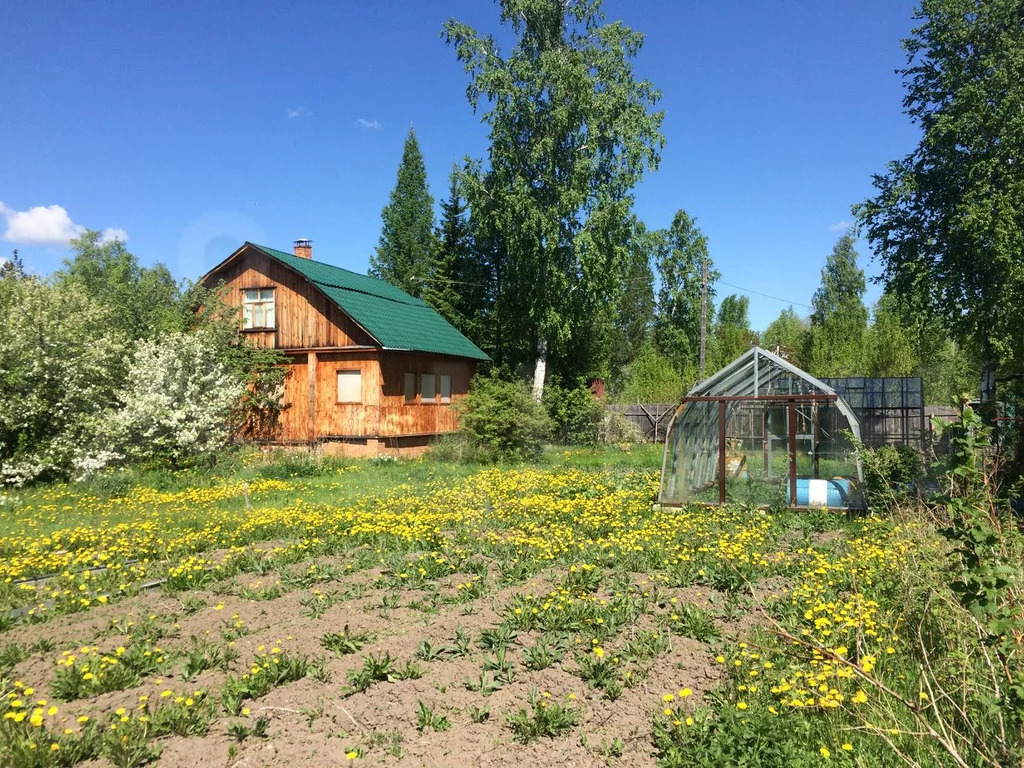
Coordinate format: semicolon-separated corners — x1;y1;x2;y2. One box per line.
293;238;313;259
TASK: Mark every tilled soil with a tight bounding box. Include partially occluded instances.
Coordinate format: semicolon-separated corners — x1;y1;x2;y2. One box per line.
8;552;734;768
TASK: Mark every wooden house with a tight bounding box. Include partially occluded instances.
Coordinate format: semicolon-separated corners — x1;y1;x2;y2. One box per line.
201;240;489;456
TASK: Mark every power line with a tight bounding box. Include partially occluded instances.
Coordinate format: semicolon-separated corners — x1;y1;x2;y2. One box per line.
718;280;811;310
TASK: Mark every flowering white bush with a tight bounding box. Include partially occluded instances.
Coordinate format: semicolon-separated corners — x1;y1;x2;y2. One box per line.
106;331;246;465
0;277;124;485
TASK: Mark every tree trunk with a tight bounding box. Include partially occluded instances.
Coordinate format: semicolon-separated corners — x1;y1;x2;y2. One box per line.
532;339;548;401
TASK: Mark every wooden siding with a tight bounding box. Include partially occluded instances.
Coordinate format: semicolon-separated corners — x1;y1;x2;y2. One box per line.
278;356;309;441
205;245;480;445
313;351;381;438
203;246;376;350
276;350;474;441
378;353;474;436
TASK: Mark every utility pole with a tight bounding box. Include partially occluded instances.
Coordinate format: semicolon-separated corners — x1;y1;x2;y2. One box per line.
699;253;708;378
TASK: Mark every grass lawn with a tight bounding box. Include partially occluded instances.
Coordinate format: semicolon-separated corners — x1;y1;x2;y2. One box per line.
0;444;993;767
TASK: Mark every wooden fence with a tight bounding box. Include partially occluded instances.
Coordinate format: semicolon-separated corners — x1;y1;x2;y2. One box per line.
605;403;677;443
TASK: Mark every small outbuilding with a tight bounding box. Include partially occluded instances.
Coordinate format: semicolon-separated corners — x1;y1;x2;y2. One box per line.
659;347;863;509
201;240;489;456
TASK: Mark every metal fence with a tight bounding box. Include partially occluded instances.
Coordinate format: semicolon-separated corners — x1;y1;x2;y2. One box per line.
821;377;926;449
606;403;676;443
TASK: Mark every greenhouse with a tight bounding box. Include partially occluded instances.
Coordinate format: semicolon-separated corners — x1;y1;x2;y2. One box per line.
659;347;863;509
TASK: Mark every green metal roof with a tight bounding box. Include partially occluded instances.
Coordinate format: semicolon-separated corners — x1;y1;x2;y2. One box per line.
249;243;489;361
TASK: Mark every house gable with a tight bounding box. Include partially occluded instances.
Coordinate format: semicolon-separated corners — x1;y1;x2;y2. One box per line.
201;244;378;350
247;244;489;361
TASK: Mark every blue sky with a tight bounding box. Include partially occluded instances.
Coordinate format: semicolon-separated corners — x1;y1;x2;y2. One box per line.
1;0;919;331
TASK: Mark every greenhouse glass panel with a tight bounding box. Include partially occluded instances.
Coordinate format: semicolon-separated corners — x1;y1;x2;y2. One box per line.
659;347;863;509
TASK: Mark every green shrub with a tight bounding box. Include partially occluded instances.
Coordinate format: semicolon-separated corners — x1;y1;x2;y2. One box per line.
615;342;687;404
543;382;603;446
458;376;552;462
256;450;348;479
429;432;489;463
597;410;644;444
861;442;923;506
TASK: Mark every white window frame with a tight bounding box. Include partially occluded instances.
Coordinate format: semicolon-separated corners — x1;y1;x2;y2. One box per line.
404;372;417;402
439;374;452;404
421;373;437;403
336;369;362;404
242;288;275;330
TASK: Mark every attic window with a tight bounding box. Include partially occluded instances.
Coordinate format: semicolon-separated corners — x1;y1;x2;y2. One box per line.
242;288;275;329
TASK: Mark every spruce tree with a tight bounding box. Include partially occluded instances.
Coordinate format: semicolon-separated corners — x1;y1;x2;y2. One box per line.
370;127;437;297
423;165;482;335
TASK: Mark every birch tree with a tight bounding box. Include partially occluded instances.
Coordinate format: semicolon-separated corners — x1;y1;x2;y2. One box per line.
444;0;664;397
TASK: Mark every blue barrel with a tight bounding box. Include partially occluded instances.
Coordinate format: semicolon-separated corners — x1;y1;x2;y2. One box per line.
795;478;851;508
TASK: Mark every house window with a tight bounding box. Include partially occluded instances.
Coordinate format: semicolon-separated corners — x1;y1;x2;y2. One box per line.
337;370;362;403
404;372;417;402
422;374;436;403
439;374;452;404
242;288;275;329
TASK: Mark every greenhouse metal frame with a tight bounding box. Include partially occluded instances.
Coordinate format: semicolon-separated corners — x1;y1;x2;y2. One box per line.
659;347;864;509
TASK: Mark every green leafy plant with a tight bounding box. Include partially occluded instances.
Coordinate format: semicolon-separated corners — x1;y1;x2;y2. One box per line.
506;688;579;744
149;691;217;737
621;629;670;662
221;650;316;715
228;715;270;742
575;649;623;701
522;637;564;671
463;671;503;696
416;700;452;733
665;603;720;643
53;643;170;701
346;652;397;693
560;563;601;593
321;625;375;656
181;636;237;681
393;659;424;680
543;381;603;446
416;639;457;661
478;623;518;650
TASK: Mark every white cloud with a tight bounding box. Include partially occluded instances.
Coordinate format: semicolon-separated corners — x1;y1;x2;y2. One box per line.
0;201;128;246
287;106;312;119
830;220;853;232
0;201;84;245
356;118;382;130
99;227;129;244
